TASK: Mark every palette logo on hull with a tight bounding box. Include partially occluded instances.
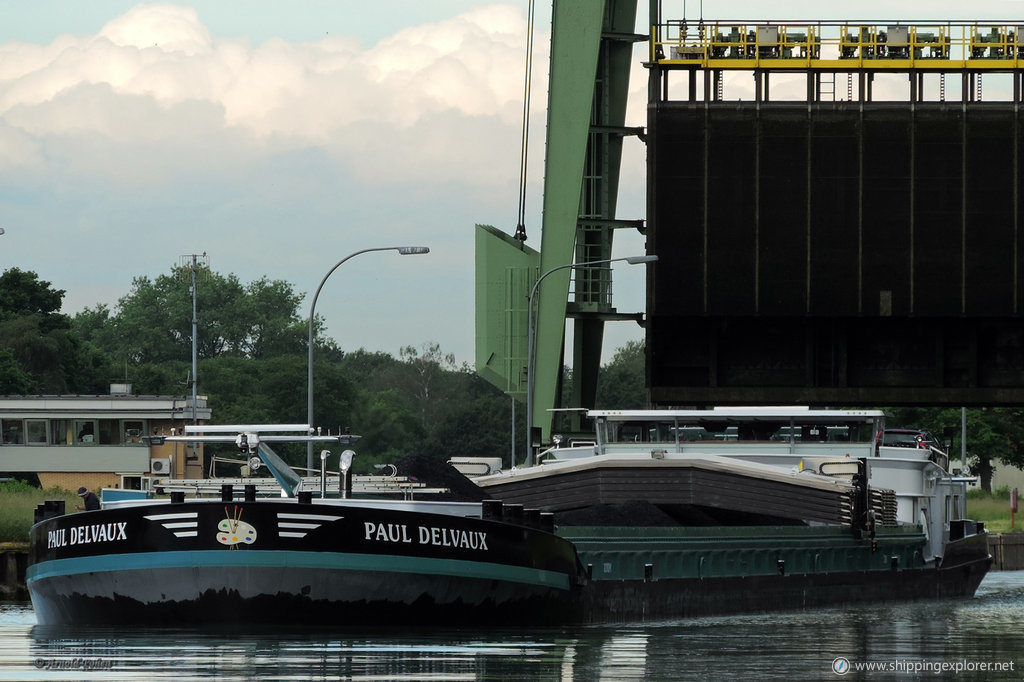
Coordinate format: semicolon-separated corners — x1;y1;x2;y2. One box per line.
218;506;256;548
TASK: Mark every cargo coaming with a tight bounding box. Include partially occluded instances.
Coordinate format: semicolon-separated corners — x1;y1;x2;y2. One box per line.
470;407;992;620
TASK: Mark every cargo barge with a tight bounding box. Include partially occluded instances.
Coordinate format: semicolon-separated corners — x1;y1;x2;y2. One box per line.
27;409;991;625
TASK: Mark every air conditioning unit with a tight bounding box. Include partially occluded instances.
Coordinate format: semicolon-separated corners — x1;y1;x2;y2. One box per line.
150;458;171;474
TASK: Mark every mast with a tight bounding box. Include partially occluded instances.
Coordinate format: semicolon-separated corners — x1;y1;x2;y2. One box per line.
182;252;209;426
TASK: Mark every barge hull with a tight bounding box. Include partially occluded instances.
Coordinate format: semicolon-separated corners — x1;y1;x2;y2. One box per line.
29;562;577;626
27;500;581;626
577;534;992;622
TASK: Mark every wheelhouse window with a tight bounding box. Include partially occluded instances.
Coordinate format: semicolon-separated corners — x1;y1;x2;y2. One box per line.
648;422;679;443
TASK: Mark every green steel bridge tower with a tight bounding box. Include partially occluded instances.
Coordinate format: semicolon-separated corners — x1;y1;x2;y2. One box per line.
475;0;647;461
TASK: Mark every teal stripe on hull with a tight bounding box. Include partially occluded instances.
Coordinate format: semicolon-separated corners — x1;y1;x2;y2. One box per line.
27;550;571;591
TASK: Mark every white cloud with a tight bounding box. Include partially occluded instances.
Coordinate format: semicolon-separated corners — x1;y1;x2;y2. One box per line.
98;3;213;55
0;2;559;365
0;3;543;190
0;119;41;171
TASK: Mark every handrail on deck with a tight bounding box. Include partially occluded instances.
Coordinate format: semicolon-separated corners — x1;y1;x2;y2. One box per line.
652;20;1024;70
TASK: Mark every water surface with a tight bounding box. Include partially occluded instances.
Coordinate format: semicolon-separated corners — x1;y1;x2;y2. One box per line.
2;571;1022;680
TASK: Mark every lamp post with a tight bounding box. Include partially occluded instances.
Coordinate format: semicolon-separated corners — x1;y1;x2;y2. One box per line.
525;254;658;467
307;246;430;471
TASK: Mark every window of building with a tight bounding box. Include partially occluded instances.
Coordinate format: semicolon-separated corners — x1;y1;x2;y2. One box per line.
4;415;167;446
123;420;146;445
2;419;23;444
25;419;48;445
50;420;68;445
74;420;97;444
98;419;120;445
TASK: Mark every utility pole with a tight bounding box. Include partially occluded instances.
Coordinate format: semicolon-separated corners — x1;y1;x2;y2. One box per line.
176;252;208;474
181;253;209;430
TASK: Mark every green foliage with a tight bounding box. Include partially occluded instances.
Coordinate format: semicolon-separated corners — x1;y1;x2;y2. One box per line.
0;268;64;319
596;339;646;408
0;347;35;393
0;478;38;494
964;490;1019;534
2;263;658;483
968;486;1012;500
427;384;515;466
398;343;459;424
0;268;103;393
78;267;307;366
885;406;1024;491
0;482;78;543
235;278;307;359
354;390;427;461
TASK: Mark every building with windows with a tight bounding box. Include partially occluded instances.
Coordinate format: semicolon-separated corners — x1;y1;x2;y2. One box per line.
0;385;211;492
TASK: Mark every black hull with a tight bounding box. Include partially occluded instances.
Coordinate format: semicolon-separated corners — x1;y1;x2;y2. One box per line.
28;500;581;627
571;525;993;622
577;553;992;623
28;500;992;626
30;551;991;627
30;570;577;627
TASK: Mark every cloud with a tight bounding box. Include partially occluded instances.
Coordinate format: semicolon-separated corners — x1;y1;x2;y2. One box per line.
98;3;213;55
0;3;542;189
0;119;41;171
0;3;568;364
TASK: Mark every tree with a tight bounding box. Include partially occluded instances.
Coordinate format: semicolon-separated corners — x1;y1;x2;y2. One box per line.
425;375;516;465
596;339;647;408
82;267;308;366
0;347;34;394
885;406;1024;492
351;390;426;466
104;269;240;363
0;268;102;393
234;278;307;359
399;343;458;424
337;349;402;390
0;268;64;320
74;267;311;394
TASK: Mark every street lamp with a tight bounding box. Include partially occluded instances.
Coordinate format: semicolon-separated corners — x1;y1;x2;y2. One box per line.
307;246;430;471
525;254;658;466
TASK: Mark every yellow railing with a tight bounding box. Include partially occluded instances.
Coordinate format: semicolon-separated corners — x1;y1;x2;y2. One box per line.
653;21;1024;70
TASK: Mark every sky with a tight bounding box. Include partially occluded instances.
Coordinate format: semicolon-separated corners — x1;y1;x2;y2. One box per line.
1;1;1022;370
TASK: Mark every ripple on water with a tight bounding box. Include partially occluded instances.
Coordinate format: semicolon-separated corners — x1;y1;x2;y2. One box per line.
0;571;1021;679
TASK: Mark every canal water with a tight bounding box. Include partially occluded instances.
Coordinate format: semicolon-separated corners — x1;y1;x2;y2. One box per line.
1;571;1022;680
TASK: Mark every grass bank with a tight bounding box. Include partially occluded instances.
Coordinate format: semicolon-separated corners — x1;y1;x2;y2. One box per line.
0;480;78;543
967;487;1021;534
